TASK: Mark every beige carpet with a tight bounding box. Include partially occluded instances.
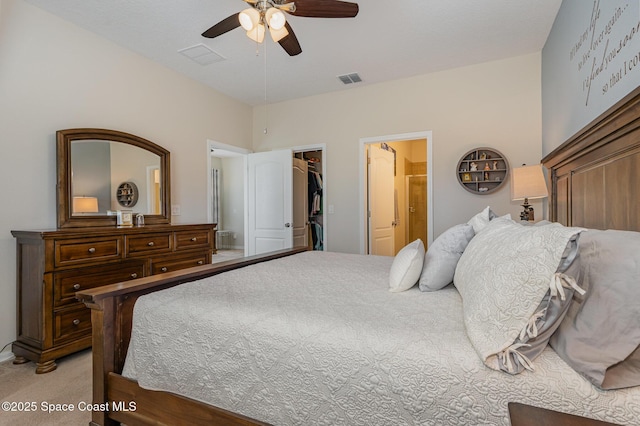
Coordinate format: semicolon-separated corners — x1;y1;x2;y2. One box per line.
0;349;92;425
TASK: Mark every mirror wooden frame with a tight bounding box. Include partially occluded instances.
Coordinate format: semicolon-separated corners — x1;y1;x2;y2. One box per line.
57;128;171;228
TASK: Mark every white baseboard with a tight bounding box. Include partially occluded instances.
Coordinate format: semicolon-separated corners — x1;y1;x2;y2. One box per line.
0;352;15;363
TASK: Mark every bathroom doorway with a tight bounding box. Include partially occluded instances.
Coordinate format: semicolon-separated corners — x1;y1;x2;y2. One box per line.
360;131;433;255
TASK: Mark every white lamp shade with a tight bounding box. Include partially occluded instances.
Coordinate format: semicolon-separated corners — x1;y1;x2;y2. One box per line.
73;196;99;213
269;25;289;42
511;164;548;201
265;8;286;30
239;8;260;31
246;23;265;43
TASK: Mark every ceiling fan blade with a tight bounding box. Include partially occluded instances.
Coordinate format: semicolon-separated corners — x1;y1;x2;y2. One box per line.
278;22;302;56
202;13;240;38
288;0;358;18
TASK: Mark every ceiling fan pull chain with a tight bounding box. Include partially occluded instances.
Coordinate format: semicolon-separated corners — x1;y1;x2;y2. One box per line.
264;41;269;134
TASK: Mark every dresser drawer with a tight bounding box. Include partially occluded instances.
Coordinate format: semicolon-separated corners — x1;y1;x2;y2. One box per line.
174;229;212;251
55;236;122;267
54;261;146;307
151;253;208;275
126;233;171;256
54;304;91;345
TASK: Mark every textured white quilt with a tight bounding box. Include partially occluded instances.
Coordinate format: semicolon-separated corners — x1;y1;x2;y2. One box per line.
122;251;640;425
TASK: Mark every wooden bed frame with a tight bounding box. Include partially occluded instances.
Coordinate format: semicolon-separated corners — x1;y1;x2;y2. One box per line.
77;88;640;426
542;86;640;231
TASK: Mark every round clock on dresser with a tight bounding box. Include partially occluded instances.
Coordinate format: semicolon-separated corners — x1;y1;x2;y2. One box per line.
456;147;509;194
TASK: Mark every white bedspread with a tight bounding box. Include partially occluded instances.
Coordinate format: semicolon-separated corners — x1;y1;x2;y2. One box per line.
122;251;640;425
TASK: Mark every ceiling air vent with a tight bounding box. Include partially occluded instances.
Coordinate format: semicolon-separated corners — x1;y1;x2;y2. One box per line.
178;44;225;65
338;73;362;85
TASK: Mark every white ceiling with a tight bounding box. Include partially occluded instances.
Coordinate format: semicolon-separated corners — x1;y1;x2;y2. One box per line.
24;0;563;106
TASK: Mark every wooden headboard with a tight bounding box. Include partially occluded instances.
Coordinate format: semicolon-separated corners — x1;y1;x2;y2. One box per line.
543;86;640;231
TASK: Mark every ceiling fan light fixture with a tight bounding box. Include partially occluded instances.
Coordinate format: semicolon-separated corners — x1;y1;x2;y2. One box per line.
239;7;260;31
265;7;286;30
246;22;266;43
269;25;289;42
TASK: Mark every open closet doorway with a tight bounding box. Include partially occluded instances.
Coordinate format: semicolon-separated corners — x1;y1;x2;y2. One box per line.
359;131;433;256
292;144;327;252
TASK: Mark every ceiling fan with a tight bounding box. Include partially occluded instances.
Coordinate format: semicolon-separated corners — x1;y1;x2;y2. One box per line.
202;0;359;56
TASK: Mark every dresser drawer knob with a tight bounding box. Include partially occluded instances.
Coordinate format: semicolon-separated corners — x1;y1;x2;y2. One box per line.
72;319;80;326
197;260;204;265
191;237;197;242
161;267;167;272
147;241;155;247
130;273;138;279
88;247;96;254
73;283;81;290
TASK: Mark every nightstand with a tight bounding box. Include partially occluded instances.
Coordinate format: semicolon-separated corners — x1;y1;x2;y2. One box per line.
508;403;621;426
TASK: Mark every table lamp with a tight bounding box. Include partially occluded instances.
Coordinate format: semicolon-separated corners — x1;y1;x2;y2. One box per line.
511;164;548;221
72;196;99;214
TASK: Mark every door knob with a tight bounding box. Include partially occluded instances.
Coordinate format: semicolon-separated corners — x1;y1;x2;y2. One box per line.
285;223;291;228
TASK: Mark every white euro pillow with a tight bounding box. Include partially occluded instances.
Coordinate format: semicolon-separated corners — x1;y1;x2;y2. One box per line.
454;217;584;374
389;239;425;292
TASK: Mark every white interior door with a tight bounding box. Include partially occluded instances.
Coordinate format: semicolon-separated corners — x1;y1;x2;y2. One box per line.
292;158;309;248
247;149;293;255
368;145;395;256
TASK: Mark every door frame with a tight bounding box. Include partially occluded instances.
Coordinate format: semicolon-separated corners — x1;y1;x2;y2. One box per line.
359;131;433;255
291;143;327;251
206;140;252;255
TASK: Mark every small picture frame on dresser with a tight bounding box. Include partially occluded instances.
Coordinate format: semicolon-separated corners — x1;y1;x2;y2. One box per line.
117;210;133;227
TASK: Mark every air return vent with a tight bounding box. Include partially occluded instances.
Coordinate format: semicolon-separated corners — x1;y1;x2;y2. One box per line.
337;72;362;84
178;44;225;65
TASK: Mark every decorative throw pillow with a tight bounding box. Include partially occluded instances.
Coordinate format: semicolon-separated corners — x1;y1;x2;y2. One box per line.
419;224;475;292
389;239;425;292
550;229;640;389
454;217;584;374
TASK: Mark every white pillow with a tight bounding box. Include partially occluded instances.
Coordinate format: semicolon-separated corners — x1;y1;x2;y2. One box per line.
389;239;425;292
419;224;474;292
466;206;496;234
454;218;584;373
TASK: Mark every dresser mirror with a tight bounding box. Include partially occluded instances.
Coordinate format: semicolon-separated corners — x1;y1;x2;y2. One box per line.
57;128;171;228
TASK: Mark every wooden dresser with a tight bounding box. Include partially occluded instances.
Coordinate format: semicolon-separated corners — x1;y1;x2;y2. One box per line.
11;223;216;373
